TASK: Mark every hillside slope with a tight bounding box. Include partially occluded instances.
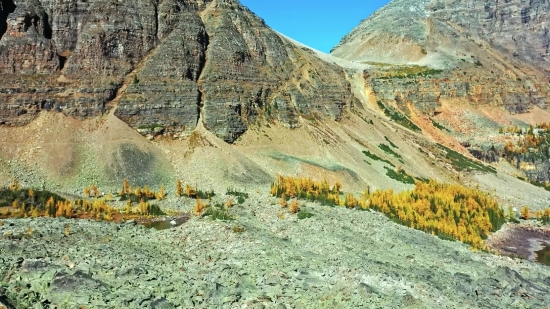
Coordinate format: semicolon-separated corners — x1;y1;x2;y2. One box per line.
1;0;550;210
332;0;550;71
331;0;550;185
2;1;550;308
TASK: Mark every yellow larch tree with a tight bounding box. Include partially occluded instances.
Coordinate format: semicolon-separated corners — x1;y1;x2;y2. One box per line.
520;206;530;220
289;199;300;214
175;179;183;197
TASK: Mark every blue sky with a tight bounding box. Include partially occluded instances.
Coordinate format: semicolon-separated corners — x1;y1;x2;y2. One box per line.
239;0;391;54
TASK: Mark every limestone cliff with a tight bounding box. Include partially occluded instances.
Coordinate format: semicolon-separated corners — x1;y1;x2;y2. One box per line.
0;0;355;142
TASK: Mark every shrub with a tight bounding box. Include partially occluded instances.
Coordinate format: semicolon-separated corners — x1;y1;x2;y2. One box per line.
384;166;416;184
362;150;395;167
289;200;300;214
194;199;206;215
384;136;399;149
175;179;183;197
297;210;314;220
204;203;234;221
378;144;403;162
520;206;530;220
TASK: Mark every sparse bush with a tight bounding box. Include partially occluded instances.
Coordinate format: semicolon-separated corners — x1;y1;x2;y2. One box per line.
297;210;314;220
194;199;206;215
363;150;395;167
289;200;300;214
226;188;249;198
270;175;353;207
279;194;288;208
204;203;234;221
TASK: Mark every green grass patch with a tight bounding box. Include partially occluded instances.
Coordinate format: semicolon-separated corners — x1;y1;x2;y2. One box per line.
204;203;234;221
362;150;395;167
384;167;416;184
415;176;430;183
377;101;421;132
378;144;403;162
437;144;497;174
137;124;163;130
384;137;398;149
516;176;550;192
430;119;449;132
297;210;314;220
373;65;443;79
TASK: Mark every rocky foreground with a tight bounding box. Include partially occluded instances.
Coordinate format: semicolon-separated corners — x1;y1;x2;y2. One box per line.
1;193;550;308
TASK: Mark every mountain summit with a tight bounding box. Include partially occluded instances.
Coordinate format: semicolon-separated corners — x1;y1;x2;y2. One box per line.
332;0;550;71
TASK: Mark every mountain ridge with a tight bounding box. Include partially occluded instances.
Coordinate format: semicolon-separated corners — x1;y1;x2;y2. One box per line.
0;0;356;143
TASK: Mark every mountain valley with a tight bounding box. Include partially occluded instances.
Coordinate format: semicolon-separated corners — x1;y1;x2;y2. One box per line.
2;0;550;308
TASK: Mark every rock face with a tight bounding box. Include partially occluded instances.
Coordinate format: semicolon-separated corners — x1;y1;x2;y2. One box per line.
428;0;550;72
366;69;550;116
0;0;355;142
332;0;550;117
333;0;550;70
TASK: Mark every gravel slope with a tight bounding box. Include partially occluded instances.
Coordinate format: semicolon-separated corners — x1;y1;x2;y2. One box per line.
1;194;550;308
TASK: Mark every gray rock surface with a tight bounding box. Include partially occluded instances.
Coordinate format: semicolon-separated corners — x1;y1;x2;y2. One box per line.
333;0;550;70
1;194;550;308
332;0;550;119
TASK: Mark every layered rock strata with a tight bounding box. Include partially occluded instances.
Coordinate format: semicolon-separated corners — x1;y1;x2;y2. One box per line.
0;0;355;142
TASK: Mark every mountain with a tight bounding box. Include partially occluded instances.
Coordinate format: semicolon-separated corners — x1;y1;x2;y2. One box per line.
332;0;550;71
331;0;550;164
332;0;550;115
2;0;550;308
1;0;549;205
0;0;355;143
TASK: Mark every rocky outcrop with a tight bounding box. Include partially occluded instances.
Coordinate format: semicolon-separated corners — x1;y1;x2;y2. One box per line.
0;0;355;142
333;0;550;71
333;0;550;117
428;0;550;72
367;70;550;115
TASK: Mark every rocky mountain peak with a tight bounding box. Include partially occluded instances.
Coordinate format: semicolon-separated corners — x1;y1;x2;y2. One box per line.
332;0;550;71
0;0;355;142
